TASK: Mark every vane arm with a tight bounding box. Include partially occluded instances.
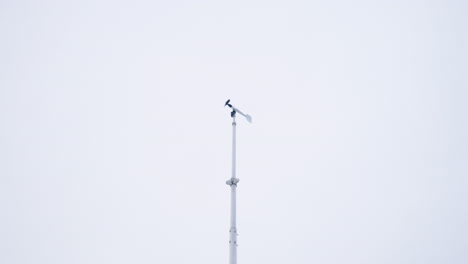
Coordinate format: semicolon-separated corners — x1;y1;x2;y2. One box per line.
232;106;252;123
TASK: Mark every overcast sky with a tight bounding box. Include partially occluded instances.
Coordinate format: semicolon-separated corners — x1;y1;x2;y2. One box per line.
1;0;467;263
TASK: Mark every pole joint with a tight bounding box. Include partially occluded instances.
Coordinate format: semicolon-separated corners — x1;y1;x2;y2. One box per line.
226;178;239;186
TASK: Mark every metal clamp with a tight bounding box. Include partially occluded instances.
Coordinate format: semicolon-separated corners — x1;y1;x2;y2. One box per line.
226;178;240;186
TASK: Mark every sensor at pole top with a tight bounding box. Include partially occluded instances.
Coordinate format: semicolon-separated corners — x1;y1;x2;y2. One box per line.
224;99;253;123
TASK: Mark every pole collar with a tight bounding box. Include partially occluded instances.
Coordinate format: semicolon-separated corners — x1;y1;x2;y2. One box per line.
226;178;240;186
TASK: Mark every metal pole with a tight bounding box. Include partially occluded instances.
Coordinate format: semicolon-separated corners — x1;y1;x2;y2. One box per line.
226;111;239;264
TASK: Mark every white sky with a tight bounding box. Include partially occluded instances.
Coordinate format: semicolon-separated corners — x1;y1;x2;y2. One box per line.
1;0;467;263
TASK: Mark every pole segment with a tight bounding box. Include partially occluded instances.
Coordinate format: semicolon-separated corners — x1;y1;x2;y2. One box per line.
226;111;239;264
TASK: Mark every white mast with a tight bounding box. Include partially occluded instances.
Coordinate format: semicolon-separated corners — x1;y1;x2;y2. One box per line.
224;99;252;264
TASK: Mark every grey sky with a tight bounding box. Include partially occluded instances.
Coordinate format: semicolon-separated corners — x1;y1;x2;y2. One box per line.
1;0;467;263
